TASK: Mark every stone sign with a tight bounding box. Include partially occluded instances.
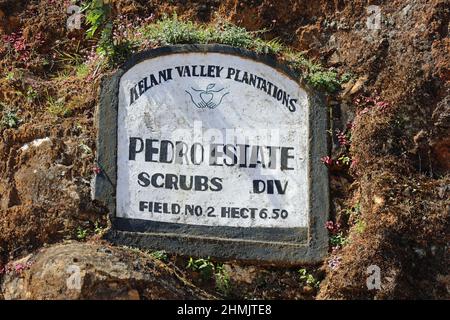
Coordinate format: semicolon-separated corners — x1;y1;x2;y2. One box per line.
94;45;328;263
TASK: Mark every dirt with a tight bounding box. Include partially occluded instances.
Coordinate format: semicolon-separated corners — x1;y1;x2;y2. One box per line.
0;0;448;299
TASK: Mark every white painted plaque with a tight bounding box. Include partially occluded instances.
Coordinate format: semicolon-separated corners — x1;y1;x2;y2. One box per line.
116;52;310;229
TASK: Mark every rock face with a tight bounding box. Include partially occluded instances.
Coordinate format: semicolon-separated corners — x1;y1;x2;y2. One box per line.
0;124;103;263
1;242;213;300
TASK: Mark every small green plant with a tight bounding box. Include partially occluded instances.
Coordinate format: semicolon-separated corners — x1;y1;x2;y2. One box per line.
150;250;168;261
187;257;215;280
83;0;111;39
79;142;93;154
47;96;71;117
330;232;348;247
25;86;38;103
96;21;114;58
213;21;254;48
285;51;319;72
338;155;351;166
76;63;90;78
5;71;15;81
344;203;361;221
76;227;88;240
186;257;231;295
340;72;355;84
298;268;320;288
140;15;282;55
215;263;231;296
94;221;104;235
82;0;116;63
84;13;347;92
307;69;341;92
254;37;284;54
53;68;72;80
121;245;145;255
354;219;366;234
284;51;343;92
0;110;21;130
142;14;210;45
53;47;84;66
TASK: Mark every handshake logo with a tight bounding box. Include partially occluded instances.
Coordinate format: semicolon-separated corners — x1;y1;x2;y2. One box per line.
186;83;230;109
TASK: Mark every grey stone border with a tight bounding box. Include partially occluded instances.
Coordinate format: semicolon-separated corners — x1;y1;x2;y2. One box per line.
94;44;329;264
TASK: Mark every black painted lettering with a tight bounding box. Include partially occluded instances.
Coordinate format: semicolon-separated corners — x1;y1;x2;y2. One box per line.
179;175;193;190
216;66;224;77
165;174;179;190
253;180;265;193
129;86;139;105
209;144;223;166
129;137;144;160
281;147;295;170
151;173;164;188
275;180;288;194
159;140;174;163
175;141;189;164
145;139;159;162
138;80;145;96
226;67;235;79
210;177;223;191
190;143;204;165
194;176;208;191
137;172;150;187
139;201;149;211
289;98;298;112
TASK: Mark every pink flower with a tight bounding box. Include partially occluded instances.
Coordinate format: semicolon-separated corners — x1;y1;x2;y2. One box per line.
14;263;25;274
358;107;369;116
364;97;374;104
321;156;333;166
325;220;341;234
93;166;101;175
325;221;334;230
336;129;349;147
375;101;390;111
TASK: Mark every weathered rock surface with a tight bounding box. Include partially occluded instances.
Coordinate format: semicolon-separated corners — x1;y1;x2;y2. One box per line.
0;242;213;300
0;123;104;263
